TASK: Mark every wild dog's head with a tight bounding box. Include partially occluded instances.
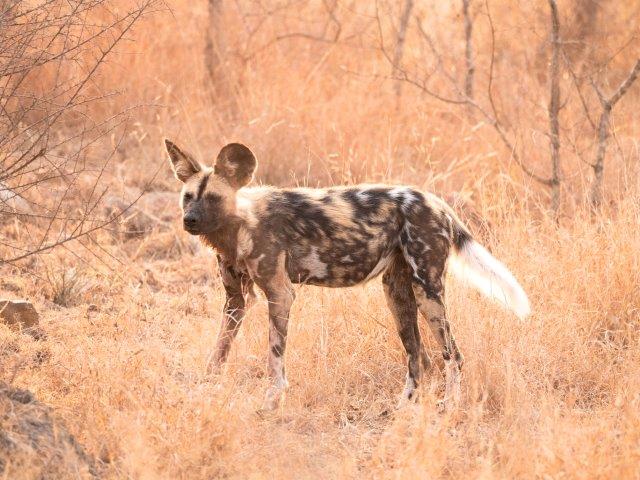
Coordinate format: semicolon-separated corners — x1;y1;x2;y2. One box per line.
164;139;256;235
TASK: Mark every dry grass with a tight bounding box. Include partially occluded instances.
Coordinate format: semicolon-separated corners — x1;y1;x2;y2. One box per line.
1;0;640;478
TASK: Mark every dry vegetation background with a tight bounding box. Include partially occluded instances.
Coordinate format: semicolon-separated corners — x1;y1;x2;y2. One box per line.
1;0;640;478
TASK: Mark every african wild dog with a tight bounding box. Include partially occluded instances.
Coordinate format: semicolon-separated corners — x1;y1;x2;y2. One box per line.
165;139;531;410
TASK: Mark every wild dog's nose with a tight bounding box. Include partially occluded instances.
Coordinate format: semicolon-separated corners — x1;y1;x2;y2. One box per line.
183;214;198;231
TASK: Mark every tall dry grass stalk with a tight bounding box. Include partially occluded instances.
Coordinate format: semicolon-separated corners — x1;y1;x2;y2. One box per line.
1;0;639;478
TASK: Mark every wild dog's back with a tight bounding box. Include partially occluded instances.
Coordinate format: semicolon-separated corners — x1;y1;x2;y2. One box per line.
236;184;447;287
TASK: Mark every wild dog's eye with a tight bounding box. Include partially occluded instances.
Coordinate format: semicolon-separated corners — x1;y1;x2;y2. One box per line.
204;193;222;204
183;192;194;203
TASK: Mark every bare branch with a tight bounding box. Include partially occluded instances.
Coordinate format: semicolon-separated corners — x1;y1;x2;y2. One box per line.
607;59;640;107
589;58;640;207
563;50;597;131
375;2;466;105
415;18;461;90
239;0;343;62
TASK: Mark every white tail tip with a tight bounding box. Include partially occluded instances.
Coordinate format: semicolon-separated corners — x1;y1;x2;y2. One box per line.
449;239;531;319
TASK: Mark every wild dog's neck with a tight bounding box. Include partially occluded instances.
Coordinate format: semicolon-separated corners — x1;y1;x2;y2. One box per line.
199;215;244;263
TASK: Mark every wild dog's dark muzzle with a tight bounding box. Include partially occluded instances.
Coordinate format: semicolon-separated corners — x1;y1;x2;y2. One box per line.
183;212;200;234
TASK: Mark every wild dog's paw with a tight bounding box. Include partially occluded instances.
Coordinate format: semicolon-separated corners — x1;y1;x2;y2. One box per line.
396;376;419;410
443;360;462;408
396;393;420;411
436;392;461;414
259;385;286;413
204;357;226;379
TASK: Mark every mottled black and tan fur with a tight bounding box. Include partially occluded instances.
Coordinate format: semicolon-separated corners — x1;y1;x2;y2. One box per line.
165;139;531;410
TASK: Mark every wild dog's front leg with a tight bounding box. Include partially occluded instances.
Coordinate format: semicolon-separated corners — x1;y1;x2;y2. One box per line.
261;286;294;410
210;257;253;371
210;292;245;370
253;252;295;411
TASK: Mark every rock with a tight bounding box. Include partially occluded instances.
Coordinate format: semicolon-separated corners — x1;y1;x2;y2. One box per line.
103;189;179;239
0;383;96;478
0;300;39;329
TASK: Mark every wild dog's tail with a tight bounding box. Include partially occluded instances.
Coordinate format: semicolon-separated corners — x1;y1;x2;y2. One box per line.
446;213;531;319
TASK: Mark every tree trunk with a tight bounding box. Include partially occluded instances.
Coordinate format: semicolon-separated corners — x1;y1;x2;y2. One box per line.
205;0;223;85
393;0;414;101
589;106;610;207
547;0;561;215
462;0;475;118
205;0;237;116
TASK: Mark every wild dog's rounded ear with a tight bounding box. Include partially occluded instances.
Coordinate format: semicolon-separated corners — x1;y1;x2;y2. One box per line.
164;139;201;183
214;143;257;189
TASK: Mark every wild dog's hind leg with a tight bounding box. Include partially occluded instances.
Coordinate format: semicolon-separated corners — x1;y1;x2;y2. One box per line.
210;256;253;372
412;282;463;408
254;252;295;411
382;253;432;406
401;236;463;407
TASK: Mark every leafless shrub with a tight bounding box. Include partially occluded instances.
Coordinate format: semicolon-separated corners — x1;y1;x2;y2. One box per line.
375;0;561;203
0;0;159;265
372;0;639;215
